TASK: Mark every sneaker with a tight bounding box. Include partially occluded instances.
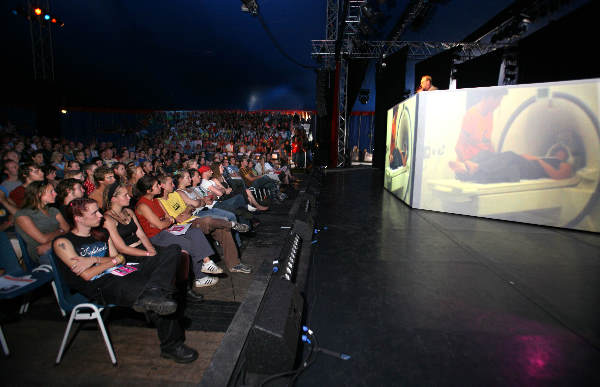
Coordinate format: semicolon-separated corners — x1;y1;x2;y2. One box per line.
247;204;257;212
231;221;250;233
194;276;219;287
201;259;224;274
161;344;199;364
230;263;252;274
132;288;178;315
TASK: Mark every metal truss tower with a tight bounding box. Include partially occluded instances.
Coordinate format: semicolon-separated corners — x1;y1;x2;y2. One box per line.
325;0;370;167
28;0;55;81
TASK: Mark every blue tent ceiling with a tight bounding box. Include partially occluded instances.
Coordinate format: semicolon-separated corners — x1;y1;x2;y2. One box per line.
2;1;518;110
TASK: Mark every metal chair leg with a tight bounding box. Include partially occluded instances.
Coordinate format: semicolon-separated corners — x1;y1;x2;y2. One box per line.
56;308;78;364
0;325;9;356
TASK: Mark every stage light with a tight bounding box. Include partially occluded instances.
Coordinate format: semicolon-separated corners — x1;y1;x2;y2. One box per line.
241;0;258;16
60;109;67;114
51;18;56;23
34;8;42;16
44;14;50;20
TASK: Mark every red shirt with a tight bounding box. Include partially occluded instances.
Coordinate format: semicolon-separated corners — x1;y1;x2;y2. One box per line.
83;179;95;196
135;196;165;239
455;102;495;161
9;185;25;208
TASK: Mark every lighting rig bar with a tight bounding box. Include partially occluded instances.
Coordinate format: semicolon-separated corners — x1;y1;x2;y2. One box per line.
383;0;431;56
312;40;509;63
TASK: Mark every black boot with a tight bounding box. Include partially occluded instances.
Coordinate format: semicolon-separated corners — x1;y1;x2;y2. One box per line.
160;344;199;363
133;287;177;315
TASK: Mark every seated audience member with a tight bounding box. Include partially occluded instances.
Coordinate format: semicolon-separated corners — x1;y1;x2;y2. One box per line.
126;163;145;198
63;169;84;181
82;163;98;196
66;160;81;172
74;149;87;166
135;176;224;292
101;148;118;167
182;169;248;246
53;198;198;363
0;190;16;231
89;166;116;208
198;166;256;223
1;159;21;194
239;158;286;202
31;150;45;167
15;181;70;265
211;162;267;211
55;178;85;218
272;157;295;185
43;165;59;188
50;151;66;178
3;150;20;164
10;162;45;208
112;162;127;183
157;174;252;274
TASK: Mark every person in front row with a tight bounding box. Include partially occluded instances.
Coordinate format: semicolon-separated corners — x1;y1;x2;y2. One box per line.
52;198;199;363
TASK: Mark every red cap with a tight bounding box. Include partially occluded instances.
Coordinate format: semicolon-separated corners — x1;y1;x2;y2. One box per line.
198;165;211;174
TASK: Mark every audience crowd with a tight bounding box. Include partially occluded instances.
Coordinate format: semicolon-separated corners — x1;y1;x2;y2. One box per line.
0;110;312;363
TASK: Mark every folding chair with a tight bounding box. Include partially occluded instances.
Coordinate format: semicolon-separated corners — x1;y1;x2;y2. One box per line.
47;252;117;365
0;232;55;356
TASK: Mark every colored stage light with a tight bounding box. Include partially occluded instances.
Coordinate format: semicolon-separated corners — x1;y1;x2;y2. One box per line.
44;14;50;20
34;8;42;16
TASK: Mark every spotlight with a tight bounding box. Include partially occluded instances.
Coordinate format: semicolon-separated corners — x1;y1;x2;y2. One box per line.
44;14;50;20
34;8;42;16
60;109;68;114
240;0;258;16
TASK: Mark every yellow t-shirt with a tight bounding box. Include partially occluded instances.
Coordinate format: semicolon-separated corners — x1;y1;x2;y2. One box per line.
158;192;196;224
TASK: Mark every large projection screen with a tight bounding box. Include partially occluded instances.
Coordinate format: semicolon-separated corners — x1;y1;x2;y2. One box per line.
413;79;600;232
384;95;417;205
384;78;600;233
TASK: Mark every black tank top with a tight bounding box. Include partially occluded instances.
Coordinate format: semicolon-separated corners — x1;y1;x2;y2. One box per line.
116;219;140;246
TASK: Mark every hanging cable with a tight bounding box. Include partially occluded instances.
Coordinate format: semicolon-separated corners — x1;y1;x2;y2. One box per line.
240;1;318;70
256;12;319;70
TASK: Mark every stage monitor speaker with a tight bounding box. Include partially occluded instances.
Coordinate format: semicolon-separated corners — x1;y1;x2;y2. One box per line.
245;279;304;374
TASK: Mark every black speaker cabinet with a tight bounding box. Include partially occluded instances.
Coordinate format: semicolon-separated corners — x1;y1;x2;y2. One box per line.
245;278;304;374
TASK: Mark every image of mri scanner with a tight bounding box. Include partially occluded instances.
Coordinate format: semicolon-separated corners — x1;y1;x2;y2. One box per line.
385;102;413;204
427;86;600;231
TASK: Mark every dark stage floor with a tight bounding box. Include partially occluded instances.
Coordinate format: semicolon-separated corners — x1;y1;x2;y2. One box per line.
297;168;600;387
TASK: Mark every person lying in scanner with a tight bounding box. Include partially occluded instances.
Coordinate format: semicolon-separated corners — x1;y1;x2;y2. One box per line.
448;143;574;184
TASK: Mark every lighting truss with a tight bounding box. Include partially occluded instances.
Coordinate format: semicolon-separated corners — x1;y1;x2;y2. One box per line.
337;60;349;167
383;0;431;56
312;40;509;64
326;0;339;42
